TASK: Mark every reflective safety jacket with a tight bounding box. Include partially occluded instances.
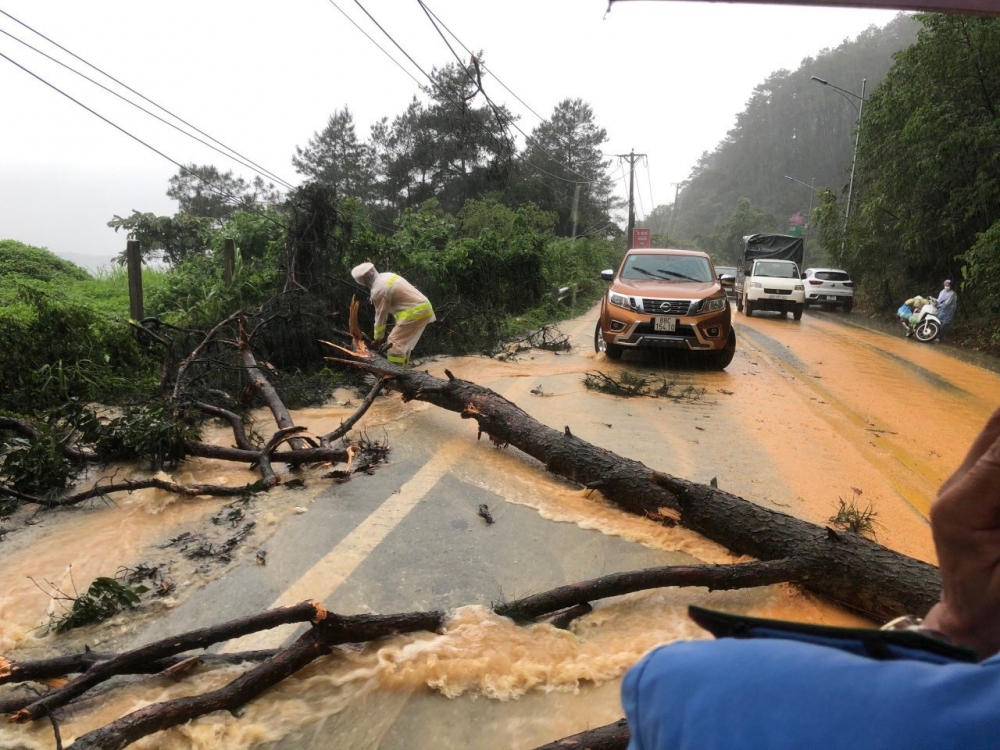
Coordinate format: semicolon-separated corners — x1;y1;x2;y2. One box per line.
623;606;999;750
370;272;435;340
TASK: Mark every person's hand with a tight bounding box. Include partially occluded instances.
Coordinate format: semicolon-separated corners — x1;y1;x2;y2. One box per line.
923;408;1000;658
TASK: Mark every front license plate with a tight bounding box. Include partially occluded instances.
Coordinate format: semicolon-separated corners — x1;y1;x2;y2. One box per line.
826;295;838;301
654;316;677;332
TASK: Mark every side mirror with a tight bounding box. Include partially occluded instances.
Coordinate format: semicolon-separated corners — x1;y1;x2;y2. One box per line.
719;275;735;288
600;269;614;282
801;273;807;280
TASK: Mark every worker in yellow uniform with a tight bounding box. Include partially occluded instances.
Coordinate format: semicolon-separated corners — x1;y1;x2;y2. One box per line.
350;262;435;368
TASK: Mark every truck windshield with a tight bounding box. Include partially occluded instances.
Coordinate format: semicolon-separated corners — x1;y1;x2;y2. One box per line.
754;261;799;278
621;254;713;283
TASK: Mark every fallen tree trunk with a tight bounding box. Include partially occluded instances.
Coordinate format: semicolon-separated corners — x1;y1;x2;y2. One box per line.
324;349;941;622
534;718;629;750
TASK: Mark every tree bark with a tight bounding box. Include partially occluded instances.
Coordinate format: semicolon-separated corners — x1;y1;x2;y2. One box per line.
324;351;941;621
533;718;629;750
498;559;804;622
67;631;330;750
10;601;325;723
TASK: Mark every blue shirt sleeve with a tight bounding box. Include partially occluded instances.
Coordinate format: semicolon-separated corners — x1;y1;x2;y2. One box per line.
623;639;1000;750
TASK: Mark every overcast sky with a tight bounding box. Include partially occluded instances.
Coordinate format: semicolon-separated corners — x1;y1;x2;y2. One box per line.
0;0;899;270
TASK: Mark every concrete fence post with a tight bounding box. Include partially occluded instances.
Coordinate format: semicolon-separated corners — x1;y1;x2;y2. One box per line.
126;240;143;321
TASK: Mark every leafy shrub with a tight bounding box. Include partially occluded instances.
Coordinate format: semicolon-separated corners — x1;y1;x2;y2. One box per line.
87;403;201;467
0;286;153;414
52;576;148;633
0;432;74;496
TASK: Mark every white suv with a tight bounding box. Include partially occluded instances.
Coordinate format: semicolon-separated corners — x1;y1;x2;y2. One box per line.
737;259;805;320
802;268;854;312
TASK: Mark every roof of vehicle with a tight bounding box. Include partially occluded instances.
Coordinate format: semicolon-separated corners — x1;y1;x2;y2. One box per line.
804;267;851;273
625;247;710;258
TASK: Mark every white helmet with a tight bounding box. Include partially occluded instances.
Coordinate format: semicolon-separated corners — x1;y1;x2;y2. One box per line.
351;262;377;286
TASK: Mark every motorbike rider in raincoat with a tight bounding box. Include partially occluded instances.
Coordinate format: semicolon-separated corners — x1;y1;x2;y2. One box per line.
351;263;435;368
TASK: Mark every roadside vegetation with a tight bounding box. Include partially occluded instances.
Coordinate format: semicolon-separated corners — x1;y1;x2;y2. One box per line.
1;62;624;512
639;13;1000;352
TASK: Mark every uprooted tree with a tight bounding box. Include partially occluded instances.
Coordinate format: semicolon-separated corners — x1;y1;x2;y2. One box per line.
1;308;944;749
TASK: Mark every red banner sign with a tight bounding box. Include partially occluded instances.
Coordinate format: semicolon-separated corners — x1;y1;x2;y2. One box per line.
633;228;651;249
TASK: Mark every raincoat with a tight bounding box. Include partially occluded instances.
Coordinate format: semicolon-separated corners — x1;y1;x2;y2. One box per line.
622;609;1000;750
937;287;957;326
370;272;435;367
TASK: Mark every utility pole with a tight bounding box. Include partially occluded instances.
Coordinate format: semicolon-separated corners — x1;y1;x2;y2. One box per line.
844;78;866;230
616;149;646;248
670;182;682;238
570;183;582;240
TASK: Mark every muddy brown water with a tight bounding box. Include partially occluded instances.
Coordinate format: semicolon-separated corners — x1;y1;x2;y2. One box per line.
2;306;998;749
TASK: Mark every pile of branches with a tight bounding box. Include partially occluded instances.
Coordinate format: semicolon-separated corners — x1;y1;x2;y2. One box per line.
0;296;388;511
0;561;796;749
490;324;572;361
583;371;707;401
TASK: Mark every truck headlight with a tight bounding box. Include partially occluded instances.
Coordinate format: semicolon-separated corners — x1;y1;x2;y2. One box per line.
698;296;727;314
794;284;804;291
750;282;762;289
609;291;631;309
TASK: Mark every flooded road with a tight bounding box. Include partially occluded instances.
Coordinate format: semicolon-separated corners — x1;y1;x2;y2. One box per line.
2;305;998;749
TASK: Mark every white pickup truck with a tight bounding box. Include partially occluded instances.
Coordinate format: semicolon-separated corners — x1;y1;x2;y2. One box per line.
736;259;805;320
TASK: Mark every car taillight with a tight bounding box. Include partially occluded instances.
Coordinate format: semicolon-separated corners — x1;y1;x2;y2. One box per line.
808;280;824;285
844;281;854;287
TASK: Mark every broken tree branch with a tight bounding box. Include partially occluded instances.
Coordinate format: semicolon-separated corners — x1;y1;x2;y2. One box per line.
319;376;389;446
498;559;805;622
190;402;253;451
67;630;331;750
9;601;326;723
0;416;98;462
0;477;255;509
62;609;446;749
238;320;308;452
0;650;278;687
171;310;245;403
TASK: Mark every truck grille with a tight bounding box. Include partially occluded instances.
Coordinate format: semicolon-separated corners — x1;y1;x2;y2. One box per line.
641;299;692;315
763;288;792;295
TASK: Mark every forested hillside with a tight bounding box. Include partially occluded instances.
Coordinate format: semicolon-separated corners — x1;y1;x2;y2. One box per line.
641;14;919;265
825;14;1000;347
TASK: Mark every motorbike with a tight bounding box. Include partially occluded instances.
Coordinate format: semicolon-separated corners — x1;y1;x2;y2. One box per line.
902;298;941;343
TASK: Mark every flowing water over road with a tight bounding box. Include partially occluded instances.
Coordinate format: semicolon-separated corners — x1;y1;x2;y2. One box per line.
2;306;998;749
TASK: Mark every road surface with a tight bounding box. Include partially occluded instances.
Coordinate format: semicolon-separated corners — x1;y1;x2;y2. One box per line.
3;304;998;749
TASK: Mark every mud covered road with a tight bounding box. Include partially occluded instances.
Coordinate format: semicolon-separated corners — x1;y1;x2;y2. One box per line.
3;305;998;750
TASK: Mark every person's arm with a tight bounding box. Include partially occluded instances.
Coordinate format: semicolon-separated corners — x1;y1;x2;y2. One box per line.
373;289;390;342
923;408;1000;658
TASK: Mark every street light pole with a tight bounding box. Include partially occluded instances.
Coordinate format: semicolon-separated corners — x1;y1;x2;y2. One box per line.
811;76;867;231
844;78;866;228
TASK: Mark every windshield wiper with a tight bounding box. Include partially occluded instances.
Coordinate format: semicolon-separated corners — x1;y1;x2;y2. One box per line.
631;266;659;278
654;269;704;282
632;266;705;283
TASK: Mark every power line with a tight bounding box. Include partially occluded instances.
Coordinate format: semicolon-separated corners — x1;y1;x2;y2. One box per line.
418;1;582;154
0;6;293;189
0;48;286;230
414;0;593;185
323;0;423;87
351;0;434;84
0;24;295;191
